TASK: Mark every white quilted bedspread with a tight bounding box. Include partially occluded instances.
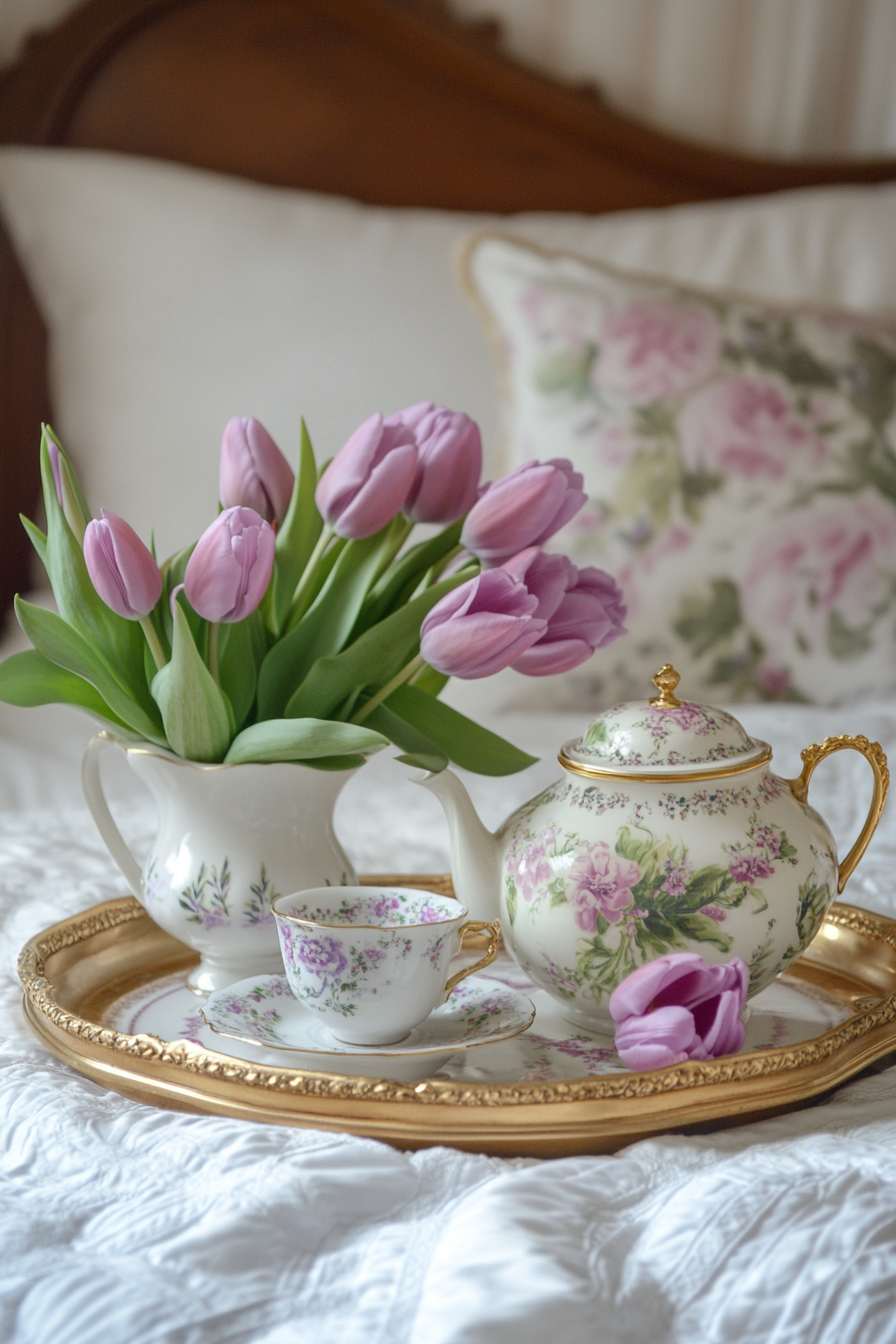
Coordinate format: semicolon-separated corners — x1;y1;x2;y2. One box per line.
2;698;896;1344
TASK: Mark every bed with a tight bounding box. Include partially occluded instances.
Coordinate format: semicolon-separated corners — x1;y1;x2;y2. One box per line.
3;3;896;1340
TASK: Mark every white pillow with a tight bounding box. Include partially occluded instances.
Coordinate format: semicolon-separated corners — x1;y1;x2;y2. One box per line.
2;146;896;570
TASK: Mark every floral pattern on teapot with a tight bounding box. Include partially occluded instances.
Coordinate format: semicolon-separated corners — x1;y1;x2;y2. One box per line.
500;773;838;1023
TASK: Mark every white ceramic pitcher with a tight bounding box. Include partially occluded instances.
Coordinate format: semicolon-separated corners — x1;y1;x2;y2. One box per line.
82;732;358;992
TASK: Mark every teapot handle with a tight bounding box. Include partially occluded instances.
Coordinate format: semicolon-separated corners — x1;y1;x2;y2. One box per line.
787;735;889;894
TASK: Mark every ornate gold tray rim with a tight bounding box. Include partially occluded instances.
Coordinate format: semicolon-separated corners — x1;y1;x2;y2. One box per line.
18;880;896;1156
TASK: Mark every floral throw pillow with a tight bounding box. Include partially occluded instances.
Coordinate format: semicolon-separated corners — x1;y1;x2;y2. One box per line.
462;232;896;707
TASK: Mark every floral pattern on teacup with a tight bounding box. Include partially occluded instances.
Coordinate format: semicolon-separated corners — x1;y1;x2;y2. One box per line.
280;891;454;927
279;922;419;1021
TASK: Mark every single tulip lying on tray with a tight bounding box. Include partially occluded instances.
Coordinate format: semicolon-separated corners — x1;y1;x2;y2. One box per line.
0;406;626;771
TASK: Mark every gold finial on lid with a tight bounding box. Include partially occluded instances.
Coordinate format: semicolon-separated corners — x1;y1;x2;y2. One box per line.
650;664;682;707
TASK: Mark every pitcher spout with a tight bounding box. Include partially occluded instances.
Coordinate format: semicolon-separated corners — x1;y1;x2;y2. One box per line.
413;768;502;922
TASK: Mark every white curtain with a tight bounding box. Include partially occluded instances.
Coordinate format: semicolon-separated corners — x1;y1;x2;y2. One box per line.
3;0;896;160
449;0;896;160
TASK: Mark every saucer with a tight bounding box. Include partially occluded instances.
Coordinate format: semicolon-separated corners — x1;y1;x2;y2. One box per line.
201;973;536;1056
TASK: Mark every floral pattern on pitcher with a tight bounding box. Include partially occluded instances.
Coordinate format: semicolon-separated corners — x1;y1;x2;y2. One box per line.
153;856;281;929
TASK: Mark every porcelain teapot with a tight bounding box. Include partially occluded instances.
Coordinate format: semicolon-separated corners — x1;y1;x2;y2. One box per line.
417;666;889;1032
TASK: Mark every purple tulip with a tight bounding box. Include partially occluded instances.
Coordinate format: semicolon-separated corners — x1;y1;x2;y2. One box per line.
510;562;627;676
460;459;587;565
83;509;162;619
315;413;418;539
219;417;295;524
386;401;483;524
420;569;547;679
609;951;749;1072
184;506;275;622
502;547;577;620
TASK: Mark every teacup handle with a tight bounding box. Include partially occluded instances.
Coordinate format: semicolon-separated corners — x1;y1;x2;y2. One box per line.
82;732;144;898
787;735;889;894
444;919;501;997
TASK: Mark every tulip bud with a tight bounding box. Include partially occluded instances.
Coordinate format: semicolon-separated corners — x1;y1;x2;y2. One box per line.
420;569;546;679
511;564;627;676
83;510;163;619
48;439;89;542
315;413;418;539
461;459;587;565
184;506;275;623
219;417;295;524
386;402;482;524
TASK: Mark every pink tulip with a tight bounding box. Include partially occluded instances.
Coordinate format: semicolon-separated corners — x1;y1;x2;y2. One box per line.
184;506;275;622
387;401;483;523
83;509;162;619
420;569;546;679
511;564;627;676
315;413;417;539
219;417;294;524
461;459;587;565
609;951;749;1072
502;547;577;620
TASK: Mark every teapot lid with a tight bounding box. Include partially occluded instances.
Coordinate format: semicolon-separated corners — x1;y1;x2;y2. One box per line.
560;665;771;780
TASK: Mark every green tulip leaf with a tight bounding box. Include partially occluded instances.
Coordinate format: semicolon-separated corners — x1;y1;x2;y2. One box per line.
363;702;448;773
0;649;132;730
225;717;388;765
300;754;367;771
395;752;449;773
282;570;470;722
257;525;396;721
270;418;324;634
44;424;92;530
384;684;538;775
14;597;167;745
151;599;231;761
412;665;450;698
20;514;48;569
37;430;152;706
356;520;463;634
218;614;265;731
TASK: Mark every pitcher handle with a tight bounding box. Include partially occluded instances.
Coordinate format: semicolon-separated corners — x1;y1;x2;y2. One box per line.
82;732;144;898
444;919;501;997
787;735;889;894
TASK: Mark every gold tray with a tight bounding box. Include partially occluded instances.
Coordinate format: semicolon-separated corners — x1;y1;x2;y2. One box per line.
18;876;896;1157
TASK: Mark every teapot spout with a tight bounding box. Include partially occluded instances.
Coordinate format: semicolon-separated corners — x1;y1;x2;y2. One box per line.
413;768;502;922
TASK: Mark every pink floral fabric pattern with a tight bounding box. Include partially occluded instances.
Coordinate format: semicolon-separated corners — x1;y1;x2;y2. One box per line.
465;234;896;705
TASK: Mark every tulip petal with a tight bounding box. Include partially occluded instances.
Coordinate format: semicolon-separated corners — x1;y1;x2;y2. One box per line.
333;440;418;539
511;636;593;676
615;1005;699;1071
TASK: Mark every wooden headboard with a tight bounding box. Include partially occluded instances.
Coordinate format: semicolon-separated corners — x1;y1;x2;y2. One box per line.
2;0;895;618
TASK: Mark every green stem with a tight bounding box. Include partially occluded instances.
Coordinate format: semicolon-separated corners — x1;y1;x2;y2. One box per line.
139;616;168;672
208;622;221;684
286;525;334;627
370;516;415;586
351;654;426;724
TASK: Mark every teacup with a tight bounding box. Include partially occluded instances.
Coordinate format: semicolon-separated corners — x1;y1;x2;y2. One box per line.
271;886;500;1046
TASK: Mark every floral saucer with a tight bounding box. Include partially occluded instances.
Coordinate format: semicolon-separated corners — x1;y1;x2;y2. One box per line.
201;973;535;1057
